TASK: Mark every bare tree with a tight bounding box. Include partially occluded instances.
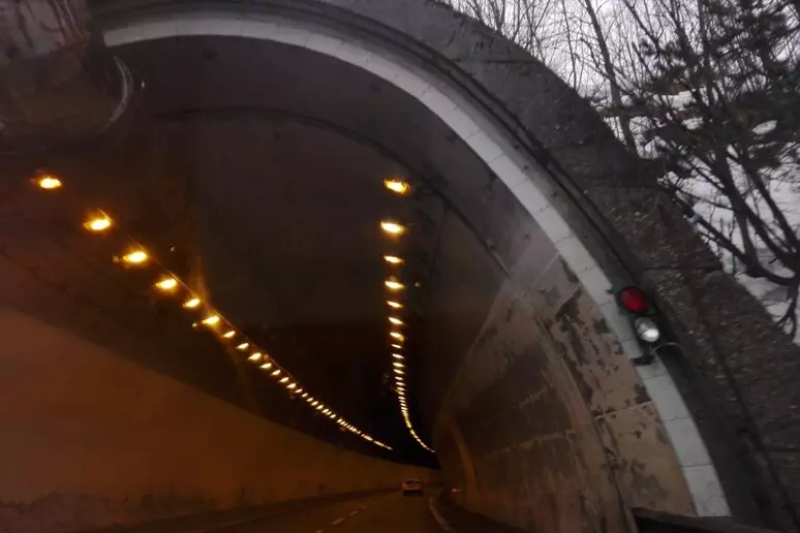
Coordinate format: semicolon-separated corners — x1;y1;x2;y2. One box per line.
578;0;638;150
441;0;800;337
613;0;800;334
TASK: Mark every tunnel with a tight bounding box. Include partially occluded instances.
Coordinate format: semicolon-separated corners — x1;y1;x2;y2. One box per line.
1;1;799;532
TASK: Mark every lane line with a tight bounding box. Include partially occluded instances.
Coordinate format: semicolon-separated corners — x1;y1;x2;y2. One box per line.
348;510;359;516
428;495;456;533
330;517;346;526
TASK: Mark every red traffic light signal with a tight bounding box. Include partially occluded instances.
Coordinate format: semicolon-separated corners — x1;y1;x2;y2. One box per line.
617;286;650;314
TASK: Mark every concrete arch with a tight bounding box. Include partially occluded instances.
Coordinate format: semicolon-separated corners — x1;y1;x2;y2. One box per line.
87;0;798;530
101;2;719;527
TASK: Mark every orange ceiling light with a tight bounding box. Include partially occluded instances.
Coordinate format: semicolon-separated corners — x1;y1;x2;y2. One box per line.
201;314;221;327
155;276;179;292
83;212;113;233
384;178;410;195
183;297;201;309
380;220;406;236
385;279;404;291
121;249;149;265
36;174;62;190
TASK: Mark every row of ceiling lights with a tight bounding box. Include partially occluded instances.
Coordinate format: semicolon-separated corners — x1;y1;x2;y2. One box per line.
382;179;434;454
33;173;393;451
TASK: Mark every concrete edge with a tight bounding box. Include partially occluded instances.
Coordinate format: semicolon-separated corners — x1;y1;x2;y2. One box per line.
428;490;456;533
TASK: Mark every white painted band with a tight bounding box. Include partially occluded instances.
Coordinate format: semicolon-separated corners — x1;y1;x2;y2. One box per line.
102;9;729;516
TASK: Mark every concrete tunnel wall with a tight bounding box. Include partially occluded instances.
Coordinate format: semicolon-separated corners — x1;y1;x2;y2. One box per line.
422;212;697;532
0;305;436;533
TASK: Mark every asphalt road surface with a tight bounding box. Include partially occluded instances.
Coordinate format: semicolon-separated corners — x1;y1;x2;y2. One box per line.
206;492;447;533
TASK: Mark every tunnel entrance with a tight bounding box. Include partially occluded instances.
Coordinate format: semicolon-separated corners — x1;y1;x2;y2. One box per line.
2;1;799;532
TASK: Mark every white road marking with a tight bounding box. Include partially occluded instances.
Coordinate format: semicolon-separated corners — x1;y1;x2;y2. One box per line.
428;495;456;533
349;510;359;516
330;517;346;526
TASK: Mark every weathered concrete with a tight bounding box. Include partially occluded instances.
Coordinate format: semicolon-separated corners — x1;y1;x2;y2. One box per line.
425;223;694;532
0;305;434;533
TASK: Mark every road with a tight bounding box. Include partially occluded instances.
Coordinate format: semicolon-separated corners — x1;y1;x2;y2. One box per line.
206;492;448;533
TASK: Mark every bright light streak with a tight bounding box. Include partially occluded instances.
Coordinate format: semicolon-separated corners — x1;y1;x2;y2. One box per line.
380;221;406;236
385;280;404;291
84;213;112;232
202;314;220;326
37;175;62;190
155;277;179;292
122;250;148;265
384;179;410;195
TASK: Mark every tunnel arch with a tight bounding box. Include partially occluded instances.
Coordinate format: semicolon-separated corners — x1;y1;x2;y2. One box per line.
94;0;731;528
0;0;788;530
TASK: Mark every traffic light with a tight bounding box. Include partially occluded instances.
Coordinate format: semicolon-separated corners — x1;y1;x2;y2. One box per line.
615;286;661;344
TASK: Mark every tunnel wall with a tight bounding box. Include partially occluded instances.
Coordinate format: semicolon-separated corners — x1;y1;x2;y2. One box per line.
0;305;435;533
424;210;695;532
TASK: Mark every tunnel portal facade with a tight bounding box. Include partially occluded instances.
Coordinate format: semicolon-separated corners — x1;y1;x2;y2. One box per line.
1;0;799;532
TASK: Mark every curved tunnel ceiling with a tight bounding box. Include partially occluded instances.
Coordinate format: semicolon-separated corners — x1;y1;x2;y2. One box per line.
35;30;515;466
